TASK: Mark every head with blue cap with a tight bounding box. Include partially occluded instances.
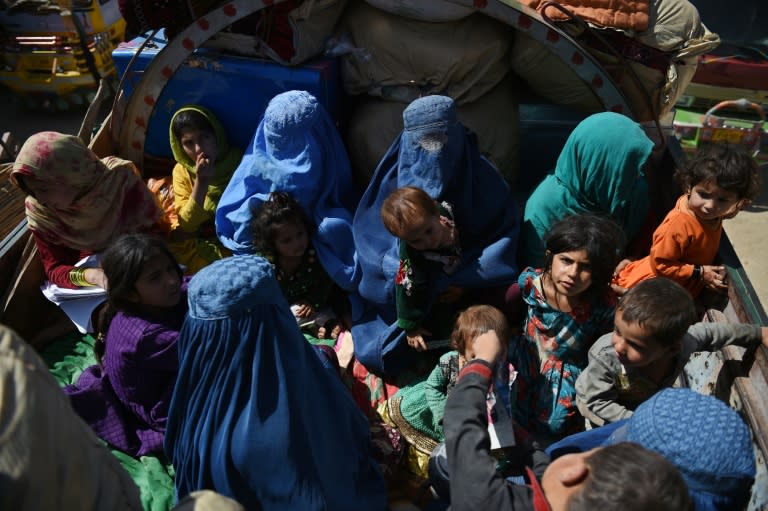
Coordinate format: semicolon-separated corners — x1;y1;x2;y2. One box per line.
167;254;387;509
607;388;756;511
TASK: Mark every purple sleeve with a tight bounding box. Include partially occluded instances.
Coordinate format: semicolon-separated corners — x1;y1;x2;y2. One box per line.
106;320;180;429
132;324;179;371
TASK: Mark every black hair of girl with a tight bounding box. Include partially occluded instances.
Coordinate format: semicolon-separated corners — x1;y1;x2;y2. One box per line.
542;214;626;301
95;233;183;363
674;143;761;201
171;109;215;141
252;192;315;259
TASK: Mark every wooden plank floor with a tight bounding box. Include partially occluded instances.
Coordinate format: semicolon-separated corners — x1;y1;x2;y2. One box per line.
0;164;26;241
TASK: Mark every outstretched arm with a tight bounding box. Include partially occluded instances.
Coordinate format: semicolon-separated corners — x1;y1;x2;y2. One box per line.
444;331;536;510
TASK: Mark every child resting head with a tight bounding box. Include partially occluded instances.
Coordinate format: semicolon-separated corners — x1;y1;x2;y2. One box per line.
381;185;457;252
381;185;462;351
96;233;184;362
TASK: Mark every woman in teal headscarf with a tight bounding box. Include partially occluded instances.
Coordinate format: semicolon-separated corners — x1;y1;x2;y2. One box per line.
519;112;654;269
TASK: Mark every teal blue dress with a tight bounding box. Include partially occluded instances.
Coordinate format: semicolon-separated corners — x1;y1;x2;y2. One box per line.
509;268;616;439
519;112;654;269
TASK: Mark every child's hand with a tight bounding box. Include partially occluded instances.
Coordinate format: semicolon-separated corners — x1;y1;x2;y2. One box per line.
610;259;632;295
610;282;629;296
294;300;315;318
159;189;175;214
406;328;431;352
760;327;768;349
702;265;728;292
470;330;504;364
84;267;108;289
195;152;215;180
613;258;632;277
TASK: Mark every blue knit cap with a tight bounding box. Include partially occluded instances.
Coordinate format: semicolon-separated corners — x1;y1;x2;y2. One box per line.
187;255;285;320
609;388;755;511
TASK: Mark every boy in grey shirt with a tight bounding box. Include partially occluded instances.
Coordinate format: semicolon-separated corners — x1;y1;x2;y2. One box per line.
576;278;768;426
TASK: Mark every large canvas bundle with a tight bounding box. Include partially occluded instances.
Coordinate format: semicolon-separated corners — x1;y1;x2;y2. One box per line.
203;0;347;65
362;0;474;21
339;1;513;105
511;0;719;121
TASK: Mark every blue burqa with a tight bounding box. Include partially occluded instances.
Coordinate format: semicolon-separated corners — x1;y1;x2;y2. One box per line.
164;255;387;511
351;95;520;376
215;90;359;290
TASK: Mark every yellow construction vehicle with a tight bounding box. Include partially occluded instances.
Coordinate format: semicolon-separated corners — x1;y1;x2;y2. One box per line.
0;0;125;109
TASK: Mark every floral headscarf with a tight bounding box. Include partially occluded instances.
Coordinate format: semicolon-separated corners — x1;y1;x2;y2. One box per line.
12;131;162;251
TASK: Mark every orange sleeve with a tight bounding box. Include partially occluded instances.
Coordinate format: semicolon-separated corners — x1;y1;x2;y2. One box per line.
645;205;715;296
649;224;696;283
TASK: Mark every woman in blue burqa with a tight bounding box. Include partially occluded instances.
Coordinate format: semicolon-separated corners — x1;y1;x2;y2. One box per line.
518;112;654;269
164;255;387;510
215;90;359;291
351;95;520;377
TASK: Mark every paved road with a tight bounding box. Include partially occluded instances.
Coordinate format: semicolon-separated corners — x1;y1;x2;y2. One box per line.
1;91;91;154
724;173;768;317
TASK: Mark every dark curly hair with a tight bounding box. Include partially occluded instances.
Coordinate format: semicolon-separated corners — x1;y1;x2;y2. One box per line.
617;278;697;348
251;192;314;258
674;144;761;201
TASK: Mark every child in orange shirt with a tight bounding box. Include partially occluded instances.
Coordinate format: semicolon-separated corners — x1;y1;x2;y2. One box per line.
614;145;760;298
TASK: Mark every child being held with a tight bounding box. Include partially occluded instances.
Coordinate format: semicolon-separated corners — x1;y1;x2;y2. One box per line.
169;105;242;273
253;192;340;340
388;306;515;454
614;144;761;298
440;325;691;511
576;277;768;426
381;186;464;352
511;214;625;439
65;234;187;456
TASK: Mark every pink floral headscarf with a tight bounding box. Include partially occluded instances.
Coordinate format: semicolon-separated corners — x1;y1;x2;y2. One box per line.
12;131;162;251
